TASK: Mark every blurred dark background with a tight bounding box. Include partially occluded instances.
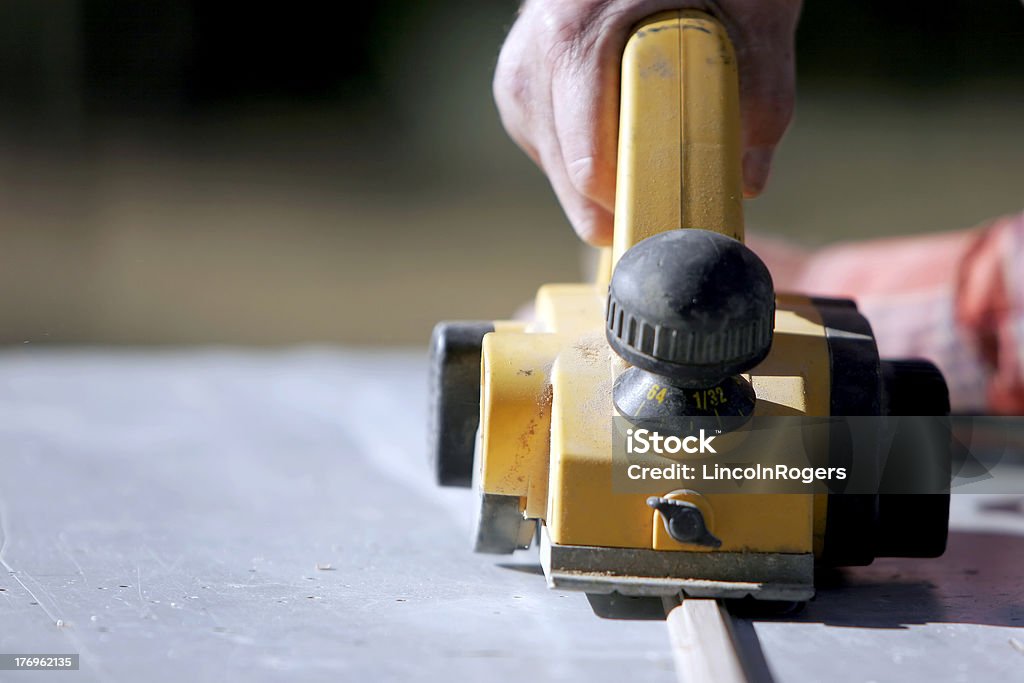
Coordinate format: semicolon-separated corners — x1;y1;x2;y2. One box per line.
1;0;1022;345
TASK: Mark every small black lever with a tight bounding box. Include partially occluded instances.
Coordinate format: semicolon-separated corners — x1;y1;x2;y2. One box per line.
647;497;722;548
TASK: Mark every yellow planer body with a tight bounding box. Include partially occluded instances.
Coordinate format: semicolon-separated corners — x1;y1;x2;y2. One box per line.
429;12;950;601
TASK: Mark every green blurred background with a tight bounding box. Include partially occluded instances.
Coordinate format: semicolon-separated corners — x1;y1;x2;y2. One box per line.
1;0;1022;345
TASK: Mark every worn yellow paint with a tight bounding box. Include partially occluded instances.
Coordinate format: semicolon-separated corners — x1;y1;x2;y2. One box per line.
531;284;605;334
612;11;744;267
473;13;834;575
542;291;826;553
477;285;831;554
479;332;561;520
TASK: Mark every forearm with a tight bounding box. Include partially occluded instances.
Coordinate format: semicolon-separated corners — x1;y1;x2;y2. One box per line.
750;212;1024;414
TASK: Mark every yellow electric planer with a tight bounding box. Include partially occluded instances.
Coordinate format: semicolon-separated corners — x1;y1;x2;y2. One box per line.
429;11;951;602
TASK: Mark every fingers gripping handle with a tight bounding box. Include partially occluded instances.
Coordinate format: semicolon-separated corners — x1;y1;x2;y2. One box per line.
611;11;745;268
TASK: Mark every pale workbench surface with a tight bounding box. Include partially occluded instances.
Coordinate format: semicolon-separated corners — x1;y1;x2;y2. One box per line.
0;349;1021;682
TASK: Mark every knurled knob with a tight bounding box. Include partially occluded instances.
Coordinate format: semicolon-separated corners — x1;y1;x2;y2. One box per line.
606;229;775;384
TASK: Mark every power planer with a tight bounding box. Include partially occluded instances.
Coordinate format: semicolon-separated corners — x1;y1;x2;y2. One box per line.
429;11;951;602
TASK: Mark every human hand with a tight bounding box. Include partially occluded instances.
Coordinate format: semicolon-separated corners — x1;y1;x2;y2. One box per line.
494;0;802;245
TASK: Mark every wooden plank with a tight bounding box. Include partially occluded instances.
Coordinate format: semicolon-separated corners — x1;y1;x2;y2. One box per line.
664;598;748;683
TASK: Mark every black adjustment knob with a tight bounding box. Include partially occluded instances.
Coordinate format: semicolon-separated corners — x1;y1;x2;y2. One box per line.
607;229;774;380
607;230;775;426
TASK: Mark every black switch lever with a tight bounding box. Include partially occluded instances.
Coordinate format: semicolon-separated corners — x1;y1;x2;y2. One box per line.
647;496;722;548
